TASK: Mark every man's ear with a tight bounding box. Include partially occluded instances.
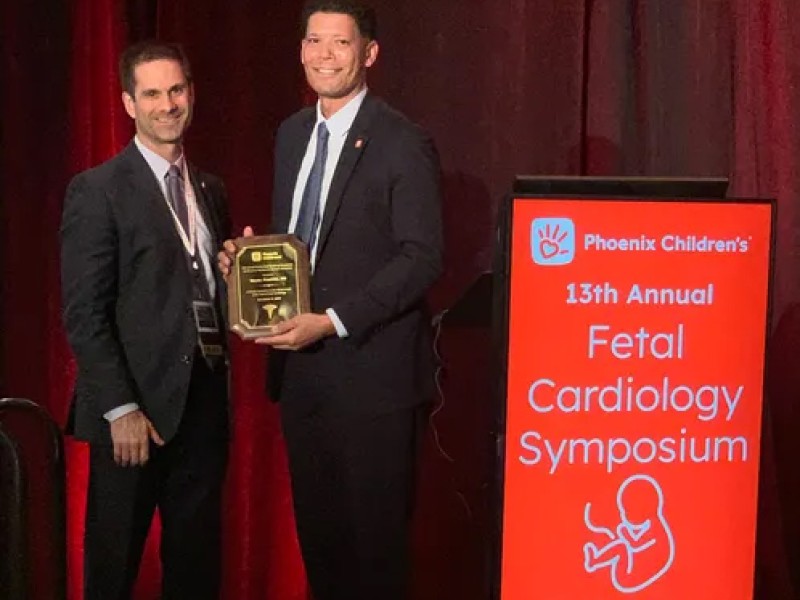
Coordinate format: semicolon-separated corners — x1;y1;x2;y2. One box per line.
364;39;379;68
122;92;136;119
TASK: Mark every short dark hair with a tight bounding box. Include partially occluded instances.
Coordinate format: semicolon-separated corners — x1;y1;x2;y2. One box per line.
118;40;192;97
301;0;377;40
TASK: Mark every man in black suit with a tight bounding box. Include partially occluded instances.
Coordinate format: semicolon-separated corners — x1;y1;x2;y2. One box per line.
221;1;442;597
61;41;230;600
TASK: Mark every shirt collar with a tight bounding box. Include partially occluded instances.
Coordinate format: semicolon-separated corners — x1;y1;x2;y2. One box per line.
134;136;186;181
315;87;368;138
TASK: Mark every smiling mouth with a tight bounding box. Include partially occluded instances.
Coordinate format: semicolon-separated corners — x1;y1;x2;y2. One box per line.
155;114;183;124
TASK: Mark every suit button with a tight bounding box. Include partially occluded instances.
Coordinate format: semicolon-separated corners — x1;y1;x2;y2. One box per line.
181;354;191;364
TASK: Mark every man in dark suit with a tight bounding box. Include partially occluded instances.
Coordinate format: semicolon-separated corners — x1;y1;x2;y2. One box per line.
221;1;442;598
61;41;230;600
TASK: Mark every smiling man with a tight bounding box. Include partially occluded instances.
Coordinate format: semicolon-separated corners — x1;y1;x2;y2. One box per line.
219;1;443;598
61;41;230;600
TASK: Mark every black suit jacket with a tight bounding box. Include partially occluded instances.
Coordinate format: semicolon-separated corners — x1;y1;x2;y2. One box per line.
268;94;443;415
61;141;230;444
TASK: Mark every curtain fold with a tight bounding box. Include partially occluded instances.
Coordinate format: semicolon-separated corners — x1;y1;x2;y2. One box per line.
65;1;134;599
731;1;800;597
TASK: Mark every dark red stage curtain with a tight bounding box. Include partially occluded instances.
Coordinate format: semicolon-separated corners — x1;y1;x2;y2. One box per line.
2;0;74;598
65;3;135;600
0;0;69;423
731;1;800;597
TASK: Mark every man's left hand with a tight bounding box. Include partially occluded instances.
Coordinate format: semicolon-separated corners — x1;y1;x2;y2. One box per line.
254;313;336;350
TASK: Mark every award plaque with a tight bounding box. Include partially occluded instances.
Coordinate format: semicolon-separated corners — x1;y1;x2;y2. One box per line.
228;234;311;339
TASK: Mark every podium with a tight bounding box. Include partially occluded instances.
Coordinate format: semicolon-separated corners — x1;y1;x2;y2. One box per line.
490;177;773;599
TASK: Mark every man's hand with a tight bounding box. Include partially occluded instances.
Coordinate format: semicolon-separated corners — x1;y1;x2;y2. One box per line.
255;313;336;351
218;225;254;281
109;410;165;467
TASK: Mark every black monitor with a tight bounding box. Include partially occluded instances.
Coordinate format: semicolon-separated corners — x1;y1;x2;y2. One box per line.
512;175;729;199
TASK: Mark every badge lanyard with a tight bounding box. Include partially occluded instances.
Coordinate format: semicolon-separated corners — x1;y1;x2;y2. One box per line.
165;164;224;364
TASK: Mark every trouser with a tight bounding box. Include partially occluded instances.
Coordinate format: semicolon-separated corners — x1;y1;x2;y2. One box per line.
83;355;228;600
281;405;426;600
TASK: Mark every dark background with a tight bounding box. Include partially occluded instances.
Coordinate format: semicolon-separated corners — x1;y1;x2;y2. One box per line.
3;0;800;598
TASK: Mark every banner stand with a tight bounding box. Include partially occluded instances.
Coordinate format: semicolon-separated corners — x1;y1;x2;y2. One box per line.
490;177;774;600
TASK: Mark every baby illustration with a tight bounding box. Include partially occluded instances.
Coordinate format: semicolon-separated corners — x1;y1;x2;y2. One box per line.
583;474;675;593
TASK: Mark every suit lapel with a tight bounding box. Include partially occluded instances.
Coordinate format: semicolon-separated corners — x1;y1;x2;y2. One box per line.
119;142;180;243
189;165;220;248
118;141;192;284
316;95;379;257
276;113;316;233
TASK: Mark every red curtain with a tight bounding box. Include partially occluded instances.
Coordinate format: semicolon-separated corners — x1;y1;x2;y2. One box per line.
65;2;133;599
4;0;800;598
734;1;800;596
1;6;78;599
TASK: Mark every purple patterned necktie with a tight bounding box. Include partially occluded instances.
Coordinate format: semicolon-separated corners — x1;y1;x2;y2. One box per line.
166;164;190;234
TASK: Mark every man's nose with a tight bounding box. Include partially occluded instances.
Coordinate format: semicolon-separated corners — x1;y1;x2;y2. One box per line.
320;42;335;58
160;93;178;111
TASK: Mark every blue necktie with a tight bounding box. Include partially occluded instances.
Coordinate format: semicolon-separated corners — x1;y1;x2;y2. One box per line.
166;164;190;235
294;122;330;254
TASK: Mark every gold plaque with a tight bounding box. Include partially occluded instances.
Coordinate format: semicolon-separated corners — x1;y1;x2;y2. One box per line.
228;234;311;339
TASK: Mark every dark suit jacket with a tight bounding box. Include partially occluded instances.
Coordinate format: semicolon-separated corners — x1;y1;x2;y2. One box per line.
61;141;230;444
268;94;443;416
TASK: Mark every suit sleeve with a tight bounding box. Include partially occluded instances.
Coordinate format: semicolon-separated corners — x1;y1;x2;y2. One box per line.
330;127;443;341
61;175;140;417
270;122;294;234
208;176;233;310
213;176;232;240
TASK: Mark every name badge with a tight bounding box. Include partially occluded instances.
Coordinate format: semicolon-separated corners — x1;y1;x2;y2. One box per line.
192;300;219;333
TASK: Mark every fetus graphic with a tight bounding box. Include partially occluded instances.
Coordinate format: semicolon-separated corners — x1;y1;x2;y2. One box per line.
583;474;675;594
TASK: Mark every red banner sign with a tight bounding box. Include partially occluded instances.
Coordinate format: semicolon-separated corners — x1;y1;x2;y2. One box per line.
501;198;772;599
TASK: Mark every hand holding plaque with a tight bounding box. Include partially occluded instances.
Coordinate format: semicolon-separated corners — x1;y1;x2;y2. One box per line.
227;234;311;339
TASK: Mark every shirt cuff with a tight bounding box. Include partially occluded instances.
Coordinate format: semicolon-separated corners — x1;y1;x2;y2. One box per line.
104;403;140;422
326;308;349;338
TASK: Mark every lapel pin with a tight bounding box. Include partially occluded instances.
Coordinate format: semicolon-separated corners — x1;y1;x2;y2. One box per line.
355;138;364;149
